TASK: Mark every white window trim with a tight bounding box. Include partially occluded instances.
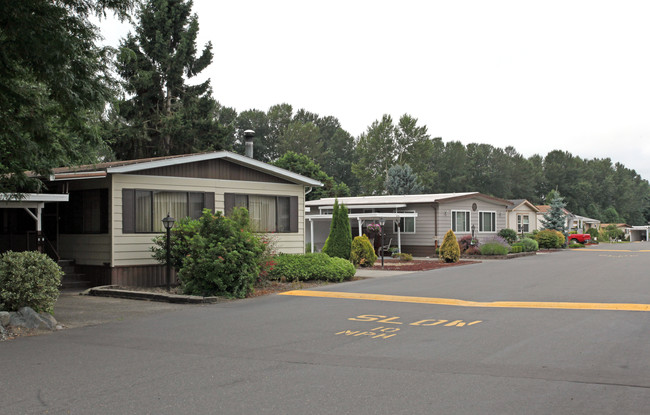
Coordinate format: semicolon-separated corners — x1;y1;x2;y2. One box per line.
479;211;497;233
517;214;530;233
394;211;416;234
451;210;471;233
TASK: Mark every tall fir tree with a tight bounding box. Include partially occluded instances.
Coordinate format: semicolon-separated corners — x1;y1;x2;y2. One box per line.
322;199;352;259
541;195;568;232
385;164;423;195
109;0;230;159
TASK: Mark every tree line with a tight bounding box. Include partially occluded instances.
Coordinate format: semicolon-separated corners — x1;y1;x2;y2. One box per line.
2;0;649;225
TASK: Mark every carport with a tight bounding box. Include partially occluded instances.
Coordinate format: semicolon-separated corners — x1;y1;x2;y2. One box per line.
0;193;69;256
305;211;418;254
629;226;650;242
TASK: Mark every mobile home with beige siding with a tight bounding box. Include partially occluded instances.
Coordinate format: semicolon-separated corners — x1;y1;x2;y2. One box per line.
31;151;321;286
306;193;510;257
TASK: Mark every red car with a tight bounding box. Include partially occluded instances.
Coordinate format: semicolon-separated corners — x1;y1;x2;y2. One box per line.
568;234;591;244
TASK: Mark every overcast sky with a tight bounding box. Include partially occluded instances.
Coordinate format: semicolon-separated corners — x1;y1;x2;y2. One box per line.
99;0;650;180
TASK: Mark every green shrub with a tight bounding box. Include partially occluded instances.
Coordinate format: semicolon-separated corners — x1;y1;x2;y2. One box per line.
569;243;584;249
151;215;201;272
480;242;509;256
520;237;539;252
322;199;352;260
586;228;599;241
510;244;523;253
535;229;565;249
0;251;63;313
268;253;355;282
178;210;265;298
439;230;460;263
350;235;378;267
498;228;518;244
397;253;413;261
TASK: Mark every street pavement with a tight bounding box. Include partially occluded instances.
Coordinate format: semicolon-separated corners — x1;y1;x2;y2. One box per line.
3;243;650;414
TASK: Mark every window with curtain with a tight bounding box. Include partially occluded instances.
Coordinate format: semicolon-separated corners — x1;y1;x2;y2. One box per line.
133;191;207;233
224;193;297;233
452;210;470;233
479;211;496;232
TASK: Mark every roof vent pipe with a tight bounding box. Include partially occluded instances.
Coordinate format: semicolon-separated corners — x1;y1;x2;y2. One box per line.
244;129;255;158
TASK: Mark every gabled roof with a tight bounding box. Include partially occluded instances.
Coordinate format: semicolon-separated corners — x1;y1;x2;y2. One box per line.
507;199;540;212
306;192;511;207
43;151;323;187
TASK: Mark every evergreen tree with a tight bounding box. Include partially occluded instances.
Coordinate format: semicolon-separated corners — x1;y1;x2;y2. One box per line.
110;0;230;159
322;199;352;260
272;152;349;201
385;164;423;195
541;195;568;232
0;0;134;193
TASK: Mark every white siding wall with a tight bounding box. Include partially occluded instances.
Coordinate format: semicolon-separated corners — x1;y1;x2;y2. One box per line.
111;174;306;267
506;206;538;233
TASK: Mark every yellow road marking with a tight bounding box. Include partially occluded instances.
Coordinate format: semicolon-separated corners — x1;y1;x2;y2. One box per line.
575;249;650;252
280;290;650;312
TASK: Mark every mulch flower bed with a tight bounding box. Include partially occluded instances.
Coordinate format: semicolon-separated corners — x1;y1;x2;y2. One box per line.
370;259;480;271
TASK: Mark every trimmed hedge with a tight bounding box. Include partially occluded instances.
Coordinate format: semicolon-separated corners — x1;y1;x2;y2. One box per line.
0;251;63;313
479;242;509;256
269;253;356;282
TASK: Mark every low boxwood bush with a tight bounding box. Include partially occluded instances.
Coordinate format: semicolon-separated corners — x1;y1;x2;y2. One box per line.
396;253;413;261
510;245;523;254
351;235;377;267
520;237;539;252
569;243;585;249
479;242;510;256
0;251;63;313
268;253;355;282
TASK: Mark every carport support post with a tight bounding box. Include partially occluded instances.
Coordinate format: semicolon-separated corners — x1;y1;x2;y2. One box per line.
380;218;385;269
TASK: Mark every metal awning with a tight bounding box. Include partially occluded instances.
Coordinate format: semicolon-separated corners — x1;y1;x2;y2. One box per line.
306;212;418;253
0;193;69;235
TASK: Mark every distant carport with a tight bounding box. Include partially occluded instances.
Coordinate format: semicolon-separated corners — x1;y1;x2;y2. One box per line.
306;211;418;254
629;226;650;242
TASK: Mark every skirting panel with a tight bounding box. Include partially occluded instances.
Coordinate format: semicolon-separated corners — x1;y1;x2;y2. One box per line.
110;265;178;287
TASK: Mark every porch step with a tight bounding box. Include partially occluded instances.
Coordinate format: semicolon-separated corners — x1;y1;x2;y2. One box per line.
58;259;92;290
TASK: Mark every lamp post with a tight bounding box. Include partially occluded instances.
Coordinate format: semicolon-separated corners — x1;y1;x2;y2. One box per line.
379;218;386;269
162;213;175;291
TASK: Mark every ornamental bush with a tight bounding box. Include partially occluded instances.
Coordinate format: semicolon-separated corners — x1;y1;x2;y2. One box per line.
439;230;460;263
350;235;378;267
498;228;518;244
458;234;479;253
268;253;355;282
151;215;201;272
510;245;523;254
0;251;63;313
479;242;509;256
535;229;565;249
322;199;352;260
178;210;265;298
520;237;539;252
